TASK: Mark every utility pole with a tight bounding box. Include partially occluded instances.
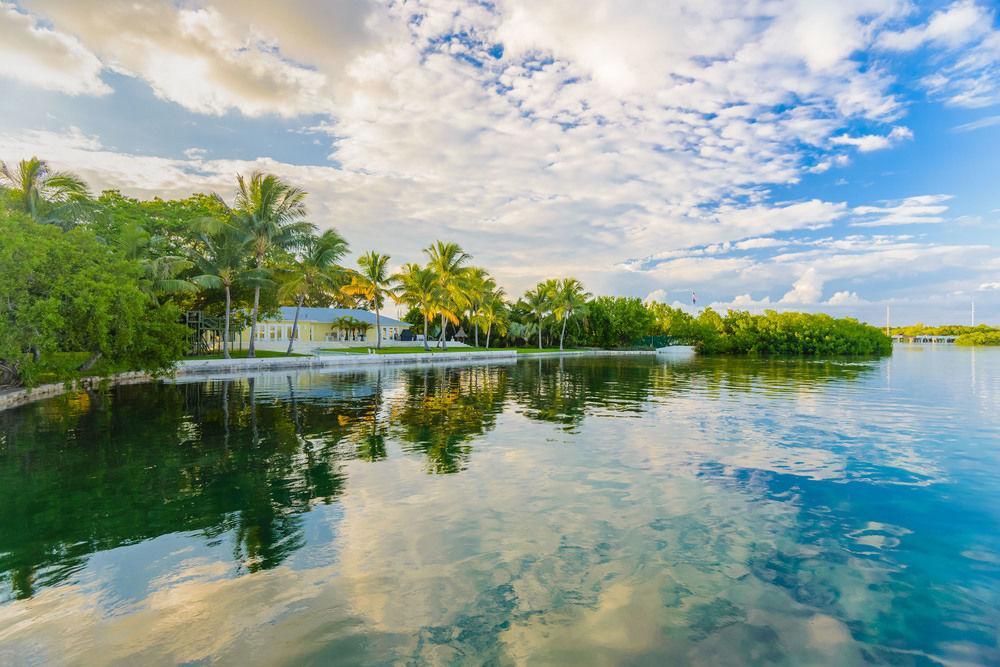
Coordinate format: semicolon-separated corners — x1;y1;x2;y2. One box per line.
971;299;976;327
885;304;891;337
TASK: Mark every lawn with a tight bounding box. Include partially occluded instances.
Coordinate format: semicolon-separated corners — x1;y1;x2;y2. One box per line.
185;350;309;360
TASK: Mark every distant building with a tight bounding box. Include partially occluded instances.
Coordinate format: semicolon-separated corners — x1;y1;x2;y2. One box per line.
244;307;411;349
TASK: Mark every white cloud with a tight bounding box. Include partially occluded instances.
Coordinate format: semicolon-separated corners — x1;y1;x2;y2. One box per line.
952;115;1000;132
979;282;1000;291
780;267;824;304
831;126;913;152
0;2;109;95
827;291;865;305
644;289;668;303
878;1;990;51
851;194;952;227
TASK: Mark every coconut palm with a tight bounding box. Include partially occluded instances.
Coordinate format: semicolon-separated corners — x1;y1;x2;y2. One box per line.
0;156;89;227
523;282;554;349
227;172;316;357
552;278;591;351
342;251;394;349
189;223;257;359
480;288;508;349
424;241;471;349
393;263;440;352
463;267;496;347
117;222;198;302
280;229;349;354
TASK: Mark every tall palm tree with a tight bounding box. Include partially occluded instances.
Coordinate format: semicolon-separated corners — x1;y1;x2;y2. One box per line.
280;229;349;354
523;282;554;349
424;241;471;350
0;156;89;227
342;251;394;349
189;220;256;359
463;267;496;348
552;278;591;351
481;287;508;349
228;172;316;358
393;263;440;352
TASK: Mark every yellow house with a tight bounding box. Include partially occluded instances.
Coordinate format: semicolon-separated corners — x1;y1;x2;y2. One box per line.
244;307;411;349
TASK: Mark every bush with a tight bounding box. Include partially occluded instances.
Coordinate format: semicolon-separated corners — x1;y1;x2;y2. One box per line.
955;331;1000;346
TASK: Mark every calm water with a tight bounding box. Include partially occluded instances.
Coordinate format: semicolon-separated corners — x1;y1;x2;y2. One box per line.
1;346;998;665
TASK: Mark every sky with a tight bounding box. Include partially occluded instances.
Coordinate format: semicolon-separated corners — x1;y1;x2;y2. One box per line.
0;0;998;325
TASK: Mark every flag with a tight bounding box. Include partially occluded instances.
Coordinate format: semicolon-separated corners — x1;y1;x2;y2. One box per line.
692;291;697;305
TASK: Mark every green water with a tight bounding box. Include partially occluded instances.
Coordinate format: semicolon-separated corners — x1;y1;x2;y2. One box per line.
1;347;998;665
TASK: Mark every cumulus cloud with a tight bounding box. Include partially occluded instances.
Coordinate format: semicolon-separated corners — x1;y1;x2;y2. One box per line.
979;282;1000;291
780;267;824;304
827;291;865;306
0;2;109;95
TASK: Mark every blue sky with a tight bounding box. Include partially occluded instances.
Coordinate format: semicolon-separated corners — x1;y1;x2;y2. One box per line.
1;0;998;324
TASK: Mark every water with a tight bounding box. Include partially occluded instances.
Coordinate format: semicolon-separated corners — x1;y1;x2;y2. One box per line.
0;346;998;665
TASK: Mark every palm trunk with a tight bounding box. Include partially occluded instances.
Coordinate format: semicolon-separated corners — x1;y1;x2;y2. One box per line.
247;284;260;358
440;313;447;350
287;294;303;355
486;323;492;349
223;285;232;359
423;313;430;352
474;323;479;348
538;317;543;349
77;351;102;372
560;314;568;351
375;305;382;349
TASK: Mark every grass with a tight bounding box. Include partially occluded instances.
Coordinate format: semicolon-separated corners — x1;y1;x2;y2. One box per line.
317;346;587;355
185;349;309;360
29;352;132;385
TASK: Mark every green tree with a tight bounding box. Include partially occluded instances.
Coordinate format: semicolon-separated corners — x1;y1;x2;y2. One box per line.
424;241;471;349
552;278;591;351
480;287;508;349
280;229;349;354
342;251;394;349
227;172;316;358
394;263;440;352
523;282;554;349
0;157;89;228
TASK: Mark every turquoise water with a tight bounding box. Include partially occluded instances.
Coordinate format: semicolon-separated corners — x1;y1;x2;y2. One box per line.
0;346;998;665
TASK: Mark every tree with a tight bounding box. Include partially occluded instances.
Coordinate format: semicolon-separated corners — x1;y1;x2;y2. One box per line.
227;172;316;358
394;263;440;352
0;157;89;228
552;278;591;351
424;241;471;350
342;251;394;349
480;287;508;349
523;282;554;349
0;209;187;386
189;221;256;359
115;222;199;303
280;229;349;354
463;267;496;347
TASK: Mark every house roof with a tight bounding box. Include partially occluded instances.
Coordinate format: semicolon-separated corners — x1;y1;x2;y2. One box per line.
277;307;410;328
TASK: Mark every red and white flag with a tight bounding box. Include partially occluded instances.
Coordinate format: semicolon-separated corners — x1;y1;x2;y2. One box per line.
692;291;697;305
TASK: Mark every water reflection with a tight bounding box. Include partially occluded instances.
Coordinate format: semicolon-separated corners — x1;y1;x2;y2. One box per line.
1;349;998;665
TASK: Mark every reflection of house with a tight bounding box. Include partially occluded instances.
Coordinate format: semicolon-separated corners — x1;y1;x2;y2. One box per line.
243;307;411;350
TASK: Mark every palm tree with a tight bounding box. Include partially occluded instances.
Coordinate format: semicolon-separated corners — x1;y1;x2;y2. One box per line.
342;251;394;349
189;221;255;359
228;172;316;358
552;278;591;351
116;222;198;302
0;157;89;227
424;241;471;350
280;229;349;354
481;287;508;349
393;263;440;352
523;282;554;349
463;267;496;347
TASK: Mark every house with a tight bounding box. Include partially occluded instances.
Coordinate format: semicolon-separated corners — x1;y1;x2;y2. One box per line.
244;307;411;350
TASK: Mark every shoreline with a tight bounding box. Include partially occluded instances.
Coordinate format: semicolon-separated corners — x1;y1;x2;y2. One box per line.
0;349;658;411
